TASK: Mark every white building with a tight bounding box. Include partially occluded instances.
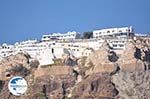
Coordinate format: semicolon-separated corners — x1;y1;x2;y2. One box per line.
38;48;54;66
41;31;80;41
135;33;148;37
108;39;127;50
0;26;136;66
93;26;134;39
0;43;14;58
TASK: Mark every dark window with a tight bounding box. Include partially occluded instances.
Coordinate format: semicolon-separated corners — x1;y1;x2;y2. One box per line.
107;31;110;33
119;30;122;32
52;48;54;53
113;44;117;47
119;45;124;47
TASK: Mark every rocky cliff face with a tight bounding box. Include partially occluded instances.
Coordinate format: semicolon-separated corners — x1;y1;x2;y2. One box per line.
71;73;118;99
84;41;119;76
112;71;150;99
0;38;150;99
118;41;145;72
0;52;39;80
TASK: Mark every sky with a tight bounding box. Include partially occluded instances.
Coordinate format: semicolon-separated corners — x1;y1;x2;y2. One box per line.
0;0;150;44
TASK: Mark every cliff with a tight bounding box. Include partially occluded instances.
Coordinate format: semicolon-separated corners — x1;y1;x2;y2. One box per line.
0;38;150;99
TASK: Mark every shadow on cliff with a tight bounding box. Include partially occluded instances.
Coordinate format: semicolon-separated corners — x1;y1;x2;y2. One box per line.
134;47;150;70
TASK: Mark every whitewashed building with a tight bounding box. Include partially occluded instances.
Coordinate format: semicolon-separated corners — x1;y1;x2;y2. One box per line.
41;31;80;41
93;26;134;39
0;43;14;58
0;26;136;66
38;48;54;66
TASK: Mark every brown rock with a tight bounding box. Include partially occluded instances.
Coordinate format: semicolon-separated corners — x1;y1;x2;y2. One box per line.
112;71;150;99
85;63;117;75
71;73;118;99
0;53;39;80
118;41;145;72
84;41;119;75
28;74;76;99
85;41;111;68
34;66;73;78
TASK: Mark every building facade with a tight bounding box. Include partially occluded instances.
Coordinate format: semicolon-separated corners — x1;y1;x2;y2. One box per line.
41;31;80;41
93;26;134;39
0;26;136;66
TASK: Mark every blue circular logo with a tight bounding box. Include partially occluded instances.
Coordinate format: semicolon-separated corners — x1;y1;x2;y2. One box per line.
8;76;28;96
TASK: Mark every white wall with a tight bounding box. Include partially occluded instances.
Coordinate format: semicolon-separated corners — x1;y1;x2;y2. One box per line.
93;26;133;38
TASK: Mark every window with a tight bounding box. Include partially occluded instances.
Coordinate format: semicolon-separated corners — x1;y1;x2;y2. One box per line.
123;33;127;35
113;44;117;47
119;30;122;32
107;31;110;33
99;32;101;34
112;30;115;32
119;45;124;47
43;36;47;39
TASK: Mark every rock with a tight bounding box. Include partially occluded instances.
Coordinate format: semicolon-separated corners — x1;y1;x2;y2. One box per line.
84;41;119;75
0;81;10;99
85;63;119;76
28;74;76;99
85;41;111;67
0;53;39;99
34;66;73;78
62;53;77;66
71;73;118;99
0;52;39;80
118;41;145;72
112;70;150;99
77;56;87;67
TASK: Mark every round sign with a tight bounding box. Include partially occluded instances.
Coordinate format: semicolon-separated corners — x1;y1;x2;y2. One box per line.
8;76;28;96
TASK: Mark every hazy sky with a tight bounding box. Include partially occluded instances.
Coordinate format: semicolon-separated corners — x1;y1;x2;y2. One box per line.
0;0;150;44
